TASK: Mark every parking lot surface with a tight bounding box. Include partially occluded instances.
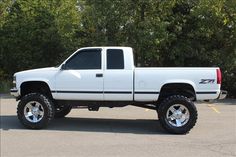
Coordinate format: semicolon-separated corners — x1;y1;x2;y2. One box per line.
1;97;236;157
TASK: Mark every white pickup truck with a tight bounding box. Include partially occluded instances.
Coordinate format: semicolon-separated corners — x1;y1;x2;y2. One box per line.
10;47;227;134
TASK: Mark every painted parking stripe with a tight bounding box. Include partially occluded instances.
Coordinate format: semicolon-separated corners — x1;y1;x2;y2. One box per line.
208;104;221;114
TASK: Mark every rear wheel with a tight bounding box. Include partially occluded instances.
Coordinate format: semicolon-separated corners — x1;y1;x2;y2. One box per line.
17;93;55;129
158;95;198;134
55;105;72;118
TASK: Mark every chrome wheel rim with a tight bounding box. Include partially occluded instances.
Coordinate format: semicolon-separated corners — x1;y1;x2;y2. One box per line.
24;101;44;123
166;104;190;127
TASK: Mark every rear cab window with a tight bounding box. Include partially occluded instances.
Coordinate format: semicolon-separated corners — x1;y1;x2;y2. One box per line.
106;49;124;69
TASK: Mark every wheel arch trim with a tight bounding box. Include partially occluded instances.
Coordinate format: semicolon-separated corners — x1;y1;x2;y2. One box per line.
159;80;196;99
19;80;53;97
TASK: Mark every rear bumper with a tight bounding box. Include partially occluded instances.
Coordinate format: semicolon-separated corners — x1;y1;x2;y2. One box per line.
218;90;227;99
10;88;19;97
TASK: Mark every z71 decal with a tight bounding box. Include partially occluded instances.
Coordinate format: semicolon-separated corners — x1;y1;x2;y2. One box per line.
199;79;215;84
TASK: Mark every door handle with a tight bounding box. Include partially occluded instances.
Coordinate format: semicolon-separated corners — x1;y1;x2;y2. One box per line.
96;73;103;77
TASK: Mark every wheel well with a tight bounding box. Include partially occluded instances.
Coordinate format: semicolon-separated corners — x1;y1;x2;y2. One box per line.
159;83;196;101
20;81;52;98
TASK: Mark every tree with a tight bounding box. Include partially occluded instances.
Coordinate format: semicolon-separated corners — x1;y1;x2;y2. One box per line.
77;0;236;96
0;0;235;96
0;0;79;79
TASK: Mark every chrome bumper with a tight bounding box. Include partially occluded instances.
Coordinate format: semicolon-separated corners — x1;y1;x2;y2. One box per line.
218;90;227;99
10;88;19;97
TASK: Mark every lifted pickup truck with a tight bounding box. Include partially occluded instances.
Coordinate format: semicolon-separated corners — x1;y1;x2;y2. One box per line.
11;47;227;134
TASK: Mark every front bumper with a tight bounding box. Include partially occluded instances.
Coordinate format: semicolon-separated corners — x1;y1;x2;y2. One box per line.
218;90;227;99
10;88;19;97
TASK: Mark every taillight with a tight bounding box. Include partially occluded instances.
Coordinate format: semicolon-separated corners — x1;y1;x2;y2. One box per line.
216;68;222;84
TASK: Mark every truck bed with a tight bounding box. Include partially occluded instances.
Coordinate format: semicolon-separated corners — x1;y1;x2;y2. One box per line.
134;67;220;101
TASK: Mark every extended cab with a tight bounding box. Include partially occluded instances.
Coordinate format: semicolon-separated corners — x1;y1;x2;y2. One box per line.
10;47;227;134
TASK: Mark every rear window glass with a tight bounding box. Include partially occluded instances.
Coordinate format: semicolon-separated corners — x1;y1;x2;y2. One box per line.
107;49;124;69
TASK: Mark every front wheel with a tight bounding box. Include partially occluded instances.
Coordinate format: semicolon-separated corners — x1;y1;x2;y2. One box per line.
158;95;198;134
17;93;55;129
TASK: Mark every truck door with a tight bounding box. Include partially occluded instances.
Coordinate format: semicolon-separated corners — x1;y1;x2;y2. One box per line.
54;48;103;100
103;49;133;101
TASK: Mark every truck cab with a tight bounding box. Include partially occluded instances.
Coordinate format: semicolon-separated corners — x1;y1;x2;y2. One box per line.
54;47;134;101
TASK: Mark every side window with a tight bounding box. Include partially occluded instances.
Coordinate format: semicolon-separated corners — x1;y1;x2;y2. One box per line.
107;49;124;69
66;49;101;69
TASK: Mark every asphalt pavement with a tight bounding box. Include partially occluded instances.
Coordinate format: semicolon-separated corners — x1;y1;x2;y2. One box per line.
0;97;236;157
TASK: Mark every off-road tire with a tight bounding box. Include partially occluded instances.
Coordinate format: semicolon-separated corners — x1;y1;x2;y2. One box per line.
158;95;198;134
17;93;55;129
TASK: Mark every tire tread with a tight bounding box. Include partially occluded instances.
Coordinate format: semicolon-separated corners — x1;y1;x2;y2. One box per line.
158;95;198;134
17;93;55;129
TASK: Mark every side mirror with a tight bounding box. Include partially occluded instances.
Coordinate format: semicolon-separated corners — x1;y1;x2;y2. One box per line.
61;64;66;70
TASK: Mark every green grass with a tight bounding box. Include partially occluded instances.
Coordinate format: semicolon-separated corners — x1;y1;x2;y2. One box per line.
0;80;12;93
